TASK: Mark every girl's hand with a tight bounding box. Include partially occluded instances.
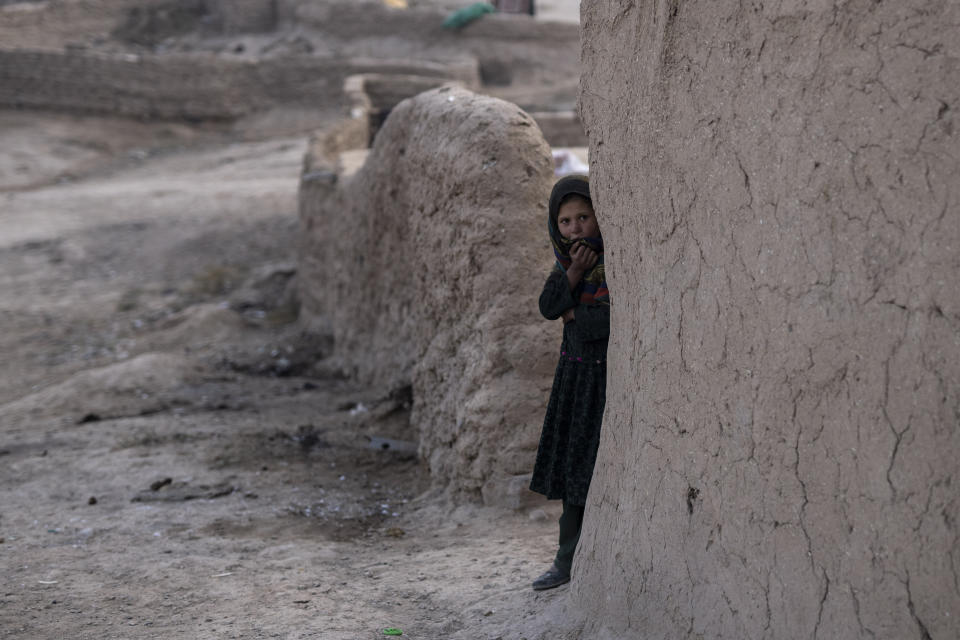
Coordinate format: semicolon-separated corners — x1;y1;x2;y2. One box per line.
566;242;597;289
571;242;598;270
562;309;575;324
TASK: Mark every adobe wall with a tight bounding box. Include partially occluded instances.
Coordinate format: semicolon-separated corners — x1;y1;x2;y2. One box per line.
298;87;558;504
571;1;959;639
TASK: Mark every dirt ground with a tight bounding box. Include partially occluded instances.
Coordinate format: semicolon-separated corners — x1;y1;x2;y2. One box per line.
0;109;571;640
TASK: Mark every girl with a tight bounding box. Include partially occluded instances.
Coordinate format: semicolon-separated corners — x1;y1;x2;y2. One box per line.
529;174;609;590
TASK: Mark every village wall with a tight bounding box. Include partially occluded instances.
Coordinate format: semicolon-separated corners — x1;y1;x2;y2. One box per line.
569;1;960;639
298;87;559;504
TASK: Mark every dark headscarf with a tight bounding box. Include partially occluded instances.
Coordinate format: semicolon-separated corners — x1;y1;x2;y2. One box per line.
547;175;609;305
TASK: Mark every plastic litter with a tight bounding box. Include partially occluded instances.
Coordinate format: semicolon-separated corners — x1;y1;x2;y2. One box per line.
442;3;494;29
383;628;403;636
349;402;369;416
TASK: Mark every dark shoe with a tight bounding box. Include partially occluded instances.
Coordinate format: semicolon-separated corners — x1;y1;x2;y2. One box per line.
531;563;570;591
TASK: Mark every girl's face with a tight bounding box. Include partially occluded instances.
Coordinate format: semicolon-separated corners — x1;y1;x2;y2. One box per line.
556;197;599;241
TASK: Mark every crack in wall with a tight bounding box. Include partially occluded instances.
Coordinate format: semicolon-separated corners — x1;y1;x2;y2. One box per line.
813;570;830;639
880;310;912;500
850;585;878;640
905;573;933;640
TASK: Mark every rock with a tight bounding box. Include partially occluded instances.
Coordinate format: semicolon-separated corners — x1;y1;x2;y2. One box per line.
227;261;297;312
149;477;173;491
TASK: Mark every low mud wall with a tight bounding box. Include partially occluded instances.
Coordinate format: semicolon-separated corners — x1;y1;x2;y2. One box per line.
0;48;477;119
569;1;960;639
283;0;579;108
298;87;558;504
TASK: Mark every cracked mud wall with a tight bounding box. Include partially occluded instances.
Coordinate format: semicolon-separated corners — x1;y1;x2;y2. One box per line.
572;1;959;639
298;87;558;503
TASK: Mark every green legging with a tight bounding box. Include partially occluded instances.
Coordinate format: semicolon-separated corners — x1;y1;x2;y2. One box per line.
554;501;585;574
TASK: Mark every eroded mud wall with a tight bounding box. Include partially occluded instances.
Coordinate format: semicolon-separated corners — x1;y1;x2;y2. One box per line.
298;88;558;502
574;1;959;639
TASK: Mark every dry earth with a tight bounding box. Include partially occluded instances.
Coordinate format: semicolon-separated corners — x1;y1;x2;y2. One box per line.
0;111;570;640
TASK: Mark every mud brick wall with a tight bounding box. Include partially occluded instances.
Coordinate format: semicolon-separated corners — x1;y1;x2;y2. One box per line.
298;88;558;504
568;1;960;639
0;48;477;120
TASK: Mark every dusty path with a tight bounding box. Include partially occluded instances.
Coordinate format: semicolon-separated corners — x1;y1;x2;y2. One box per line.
0;112;567;640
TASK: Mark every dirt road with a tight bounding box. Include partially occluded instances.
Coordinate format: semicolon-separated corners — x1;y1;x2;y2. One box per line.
0;112;567;640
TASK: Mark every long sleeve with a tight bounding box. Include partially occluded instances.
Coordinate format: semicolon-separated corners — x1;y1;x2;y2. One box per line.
539;269;577;320
572;303;610;342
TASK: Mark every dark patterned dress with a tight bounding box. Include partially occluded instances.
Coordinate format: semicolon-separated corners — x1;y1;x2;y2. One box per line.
529;268;610;506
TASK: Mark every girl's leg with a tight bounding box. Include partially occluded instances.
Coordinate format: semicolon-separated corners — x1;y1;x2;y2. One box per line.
532;501;585;590
532;501;584;590
554;501;585;574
